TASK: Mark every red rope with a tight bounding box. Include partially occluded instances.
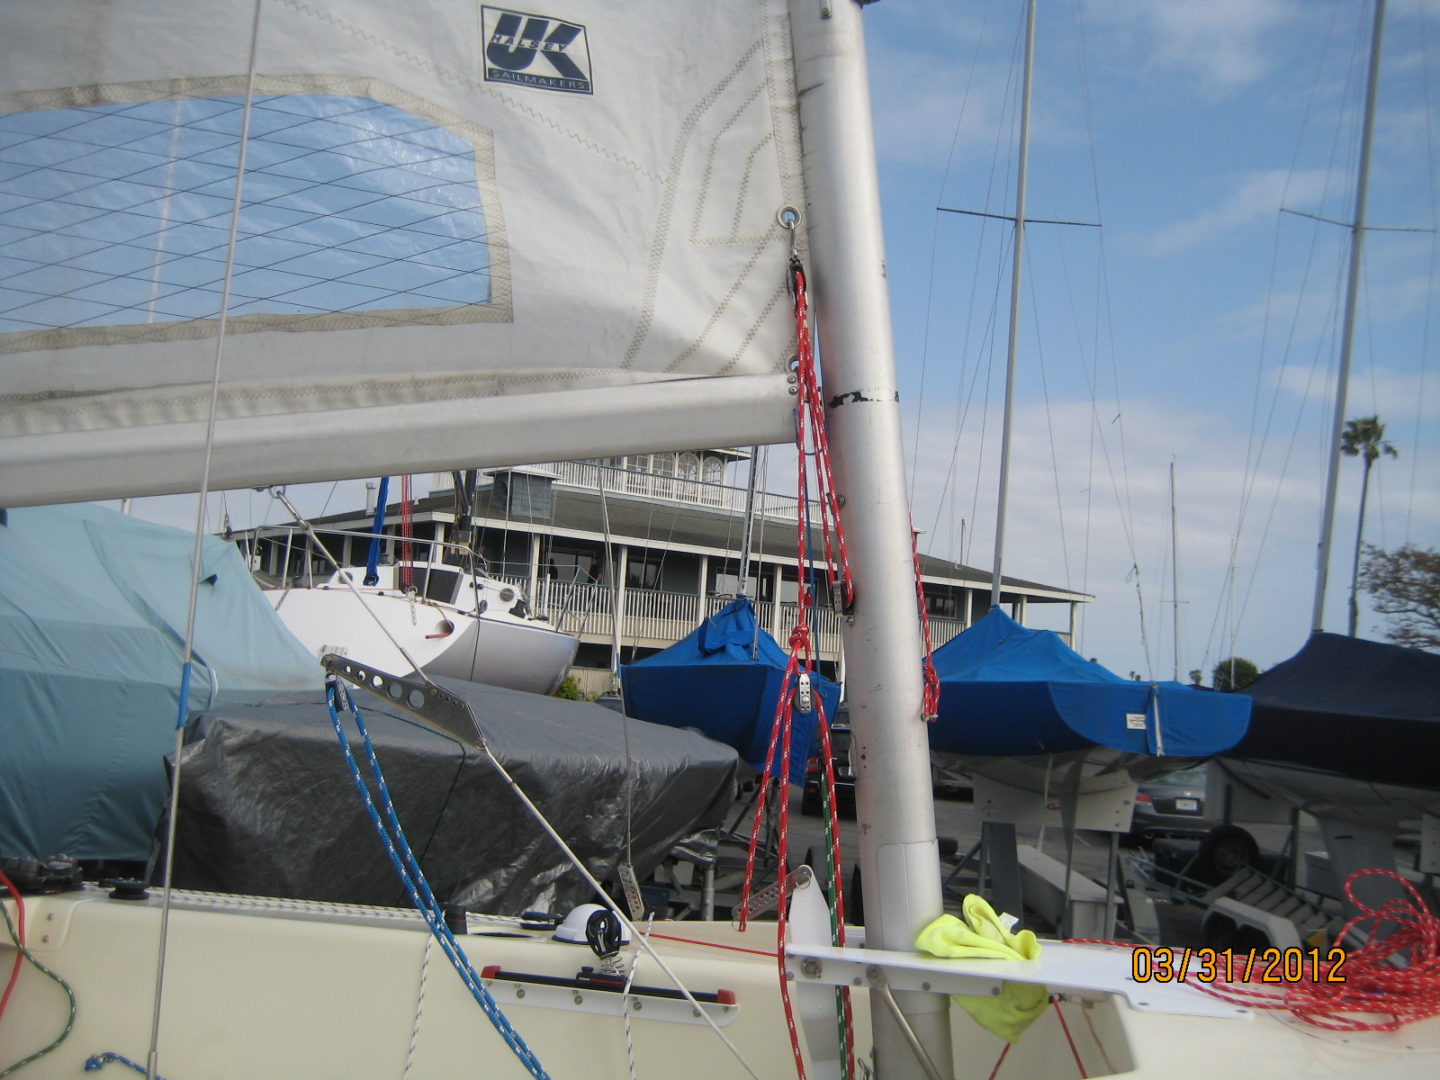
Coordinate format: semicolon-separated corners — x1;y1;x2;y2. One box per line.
789;259;854;613
648;934;777;958
911;525;941;722
1079;998;1117;1075
734;256;864;1080
1198;868;1440;1030
0;870;25;1025
1069;867;1440;1032
399;474;414;591
985;1042;1010;1080
1051;997;1088;1078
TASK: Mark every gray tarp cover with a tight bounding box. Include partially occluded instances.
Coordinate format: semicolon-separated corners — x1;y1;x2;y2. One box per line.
168;677;739;915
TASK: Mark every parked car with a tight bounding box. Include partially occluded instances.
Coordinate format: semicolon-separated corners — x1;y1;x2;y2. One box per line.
800;721;855;816
1130;764;1216;842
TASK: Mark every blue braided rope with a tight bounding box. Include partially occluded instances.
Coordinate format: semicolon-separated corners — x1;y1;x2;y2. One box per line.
84;1053;165;1078
325;684;550;1080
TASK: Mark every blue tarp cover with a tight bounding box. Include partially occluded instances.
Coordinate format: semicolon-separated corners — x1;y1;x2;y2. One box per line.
930;609;1249;758
620;597;840;783
0;503;321;862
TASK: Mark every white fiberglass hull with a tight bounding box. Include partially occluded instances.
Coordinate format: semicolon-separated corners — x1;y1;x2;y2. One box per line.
6;887;1437;1080
945;749;1209;833
1219;758;1440;830
267;586;578;696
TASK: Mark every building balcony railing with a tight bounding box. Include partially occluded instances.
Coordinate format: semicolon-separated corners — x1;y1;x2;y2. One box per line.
544;459;806;520
515;579;971;663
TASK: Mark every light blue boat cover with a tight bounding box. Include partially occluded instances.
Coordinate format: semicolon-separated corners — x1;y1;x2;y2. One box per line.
0;503;321;862
621;597;841;784
930;609;1249;758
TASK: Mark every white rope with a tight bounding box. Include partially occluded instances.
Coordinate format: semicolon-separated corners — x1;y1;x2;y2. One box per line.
147;7;264;1078
402;935;434;1078
271;488;440;689
620;914;656;1080
472;742;763;1080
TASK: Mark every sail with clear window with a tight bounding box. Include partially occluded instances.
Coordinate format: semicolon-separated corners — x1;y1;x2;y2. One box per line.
0;0;805;505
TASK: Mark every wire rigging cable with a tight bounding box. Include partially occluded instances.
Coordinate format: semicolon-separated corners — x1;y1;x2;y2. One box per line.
325;672;766;1080
323;679;551;1080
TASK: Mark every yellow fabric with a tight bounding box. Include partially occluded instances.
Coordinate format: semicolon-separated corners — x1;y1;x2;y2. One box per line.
915;896;1048;1044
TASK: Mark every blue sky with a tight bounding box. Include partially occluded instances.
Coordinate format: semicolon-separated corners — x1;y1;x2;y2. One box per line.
866;0;1439;680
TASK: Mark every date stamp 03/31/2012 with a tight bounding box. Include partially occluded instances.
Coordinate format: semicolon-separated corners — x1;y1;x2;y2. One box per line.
1130;946;1348;984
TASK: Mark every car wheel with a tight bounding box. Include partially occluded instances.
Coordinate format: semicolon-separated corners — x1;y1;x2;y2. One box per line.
1199;825;1259;879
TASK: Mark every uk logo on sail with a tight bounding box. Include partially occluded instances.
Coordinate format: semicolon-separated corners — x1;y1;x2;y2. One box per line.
481;7;593;95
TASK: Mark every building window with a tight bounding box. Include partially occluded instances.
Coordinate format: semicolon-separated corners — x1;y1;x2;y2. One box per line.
546;543;604;585
652;452;675;499
627;551;665;590
711;570;761;598
926;589;960;619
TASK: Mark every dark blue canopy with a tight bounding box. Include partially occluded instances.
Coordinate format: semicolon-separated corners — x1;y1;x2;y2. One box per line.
621;597;840;783
1231;631;1440;789
930;609;1249;758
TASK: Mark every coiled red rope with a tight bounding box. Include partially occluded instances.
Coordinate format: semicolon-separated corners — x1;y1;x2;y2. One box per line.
1072;867;1440;1032
1197;868;1440;1031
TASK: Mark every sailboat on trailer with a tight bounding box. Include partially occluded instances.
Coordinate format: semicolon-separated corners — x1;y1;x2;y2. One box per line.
928;0;1249;804
1215;0;1440;903
2;2;1436;1078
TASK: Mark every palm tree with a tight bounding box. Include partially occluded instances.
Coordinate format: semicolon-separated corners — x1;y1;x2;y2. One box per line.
1341;415;1398;636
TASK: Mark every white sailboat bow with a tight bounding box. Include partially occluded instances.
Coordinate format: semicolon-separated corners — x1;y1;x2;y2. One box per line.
3;2;1437;1078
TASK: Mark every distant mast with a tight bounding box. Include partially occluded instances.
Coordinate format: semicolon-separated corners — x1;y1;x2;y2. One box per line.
991;0;1038;611
1169;460;1181;682
1310;0;1386;633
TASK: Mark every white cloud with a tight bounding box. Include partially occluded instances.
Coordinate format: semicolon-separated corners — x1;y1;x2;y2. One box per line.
1142;169;1330;256
1268;362;1440;423
1086;0;1303;96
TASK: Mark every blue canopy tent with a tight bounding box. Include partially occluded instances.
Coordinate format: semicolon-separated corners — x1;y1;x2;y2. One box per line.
930;609;1250;758
620;597;841;784
0;503;321;862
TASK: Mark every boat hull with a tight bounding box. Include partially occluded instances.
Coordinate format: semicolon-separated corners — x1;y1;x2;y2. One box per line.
267;586;578;695
1218;758;1440;830
6;887;1437;1079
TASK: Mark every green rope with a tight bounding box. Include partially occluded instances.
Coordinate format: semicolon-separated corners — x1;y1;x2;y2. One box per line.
818;745;855;1080
0;899;77;1077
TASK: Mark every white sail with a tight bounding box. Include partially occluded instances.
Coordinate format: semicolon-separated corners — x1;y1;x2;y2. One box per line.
0;0;804;505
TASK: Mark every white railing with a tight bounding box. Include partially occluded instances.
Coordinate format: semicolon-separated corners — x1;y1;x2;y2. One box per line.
531;583;847;662
545;459;806;521
928;617;965;649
